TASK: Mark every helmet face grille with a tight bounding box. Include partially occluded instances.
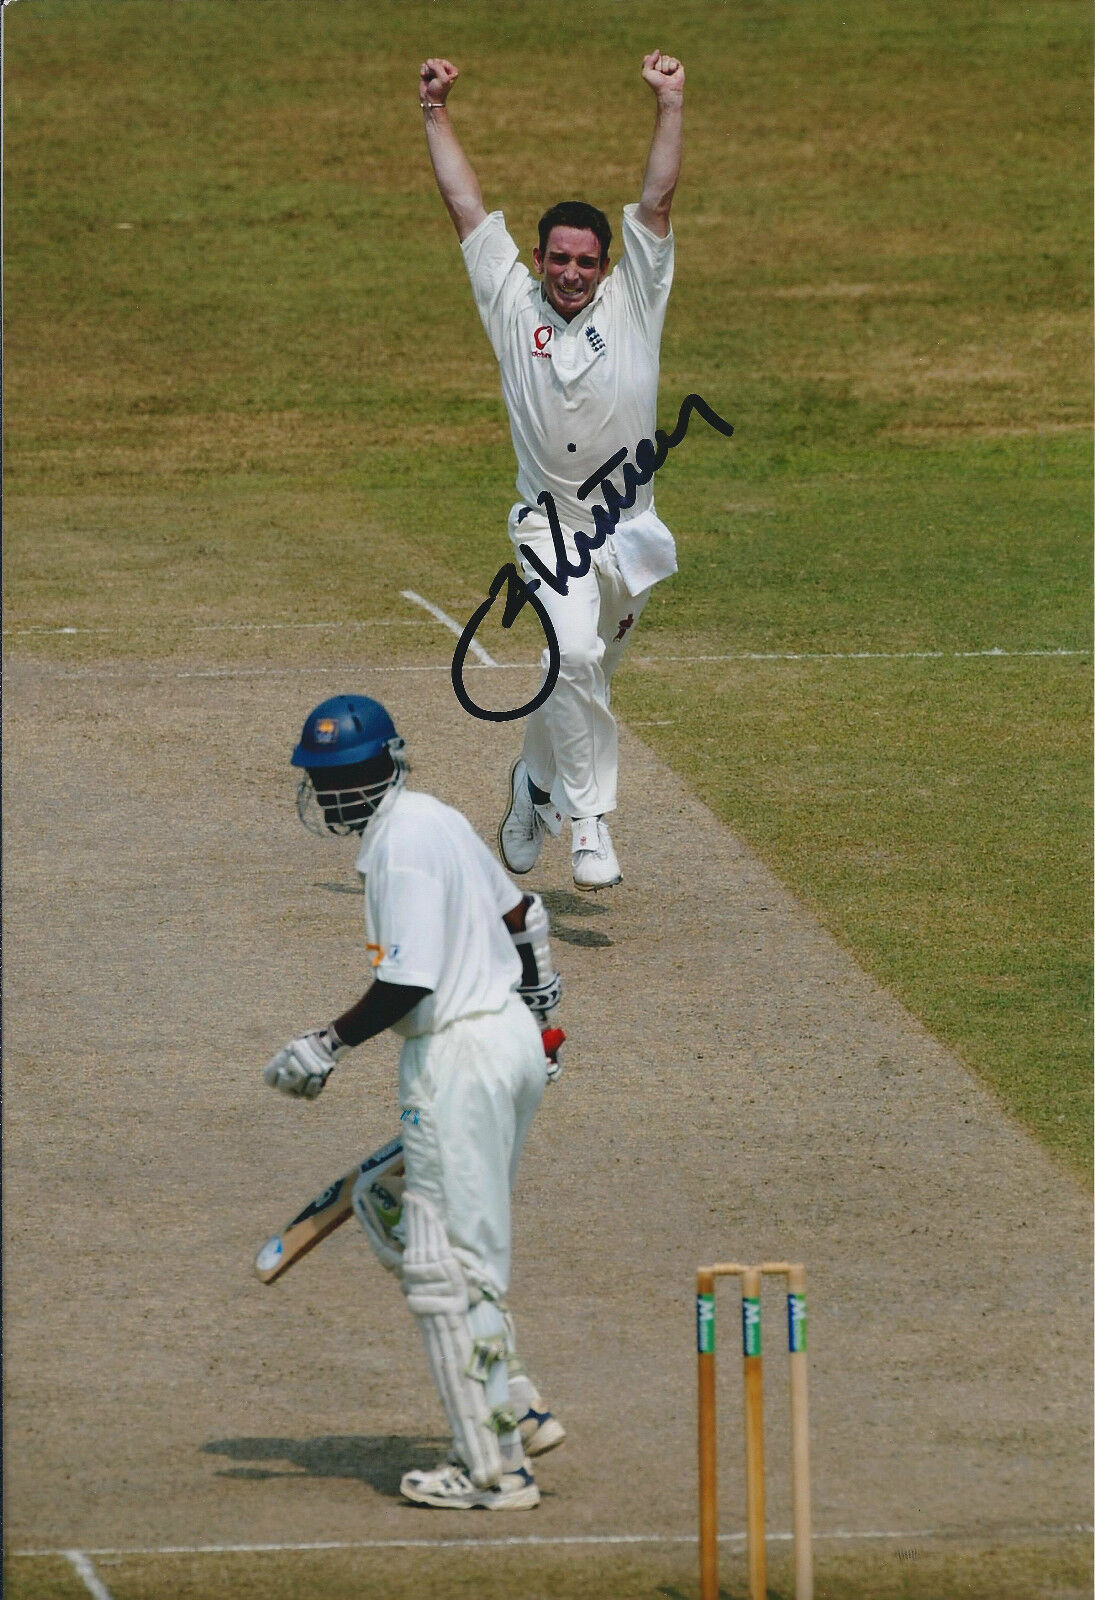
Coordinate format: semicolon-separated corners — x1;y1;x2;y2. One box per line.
295;739;407;836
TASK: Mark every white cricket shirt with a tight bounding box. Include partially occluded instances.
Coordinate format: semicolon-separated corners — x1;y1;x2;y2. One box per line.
354;789;523;1038
461;204;674;538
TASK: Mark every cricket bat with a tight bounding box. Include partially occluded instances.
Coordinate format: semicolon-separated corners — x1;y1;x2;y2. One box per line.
254;1136;404;1284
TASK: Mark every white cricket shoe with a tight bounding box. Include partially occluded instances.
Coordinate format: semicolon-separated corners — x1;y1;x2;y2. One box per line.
400;1460;541;1510
498;759;546;875
571;816;621;891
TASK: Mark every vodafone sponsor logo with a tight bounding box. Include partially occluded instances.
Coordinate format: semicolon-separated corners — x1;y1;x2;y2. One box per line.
531;324;553;359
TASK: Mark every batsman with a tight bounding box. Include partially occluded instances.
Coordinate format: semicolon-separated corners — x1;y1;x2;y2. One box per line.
262;693;565;1510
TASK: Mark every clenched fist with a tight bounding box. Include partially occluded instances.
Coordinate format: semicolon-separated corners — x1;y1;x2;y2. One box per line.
641;50;684;104
419;57;459;107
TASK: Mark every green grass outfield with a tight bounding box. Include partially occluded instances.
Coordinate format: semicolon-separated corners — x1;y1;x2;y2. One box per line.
6;0;1091;1190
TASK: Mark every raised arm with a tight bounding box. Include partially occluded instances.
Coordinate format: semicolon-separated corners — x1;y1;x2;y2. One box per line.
419;58;488;242
637;51;685;238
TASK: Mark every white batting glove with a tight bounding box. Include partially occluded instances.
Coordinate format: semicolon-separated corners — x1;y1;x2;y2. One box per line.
262;1029;347;1100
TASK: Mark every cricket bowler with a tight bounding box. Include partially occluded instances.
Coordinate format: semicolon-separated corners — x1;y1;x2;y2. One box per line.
420;50;685;891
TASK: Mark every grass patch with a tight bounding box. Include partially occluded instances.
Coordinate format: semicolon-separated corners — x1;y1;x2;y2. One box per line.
616;652;1091;1168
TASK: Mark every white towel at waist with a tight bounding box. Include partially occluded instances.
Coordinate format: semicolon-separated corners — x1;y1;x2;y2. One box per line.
611;506;678;597
508;501;678;599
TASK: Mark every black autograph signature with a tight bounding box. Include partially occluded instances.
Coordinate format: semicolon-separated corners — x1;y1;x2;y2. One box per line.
451;393;734;723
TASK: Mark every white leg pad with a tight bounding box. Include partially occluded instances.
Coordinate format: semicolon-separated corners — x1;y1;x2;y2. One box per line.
401;1191;504;1488
467;1297;525;1468
351;1167;406;1276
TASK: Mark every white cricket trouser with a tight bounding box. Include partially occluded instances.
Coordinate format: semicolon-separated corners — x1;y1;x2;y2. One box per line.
397;994;546;1300
510;504;651;821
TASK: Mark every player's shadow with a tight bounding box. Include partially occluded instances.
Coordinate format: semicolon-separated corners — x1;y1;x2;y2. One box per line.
538;888;613;948
202;1434;445;1498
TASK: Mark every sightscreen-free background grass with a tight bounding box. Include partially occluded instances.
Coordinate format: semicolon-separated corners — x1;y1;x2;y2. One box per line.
6;0;1091;1190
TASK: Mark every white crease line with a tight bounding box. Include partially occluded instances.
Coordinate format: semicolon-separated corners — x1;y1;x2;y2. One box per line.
401;588;497;666
8;646;1087;676
19;1516;1095;1555
16;1524;1090;1558
4;605;1086;668
4;619;431;637
64;1551;116;1600
10;645;1088;685
630;648;1090;664
5;664;507;682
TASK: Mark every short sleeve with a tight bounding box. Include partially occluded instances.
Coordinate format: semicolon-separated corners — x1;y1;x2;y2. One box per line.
461;210;532;360
610;203;675;345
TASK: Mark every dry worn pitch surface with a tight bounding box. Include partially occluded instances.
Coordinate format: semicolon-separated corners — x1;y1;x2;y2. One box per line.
3;639;1091;1580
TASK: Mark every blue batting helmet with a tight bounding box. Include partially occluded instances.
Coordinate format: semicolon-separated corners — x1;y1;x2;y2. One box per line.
291;695;407;836
292;695;400;770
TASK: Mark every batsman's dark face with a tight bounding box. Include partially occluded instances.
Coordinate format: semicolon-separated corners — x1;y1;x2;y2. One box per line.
309;753;394;833
533;226;608;321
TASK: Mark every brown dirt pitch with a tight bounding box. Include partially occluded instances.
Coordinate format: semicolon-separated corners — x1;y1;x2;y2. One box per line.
3;630;1091;1598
